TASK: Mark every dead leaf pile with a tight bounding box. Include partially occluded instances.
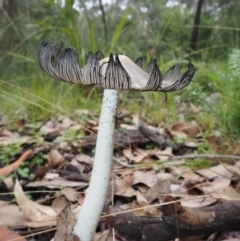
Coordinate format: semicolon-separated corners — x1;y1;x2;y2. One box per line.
0;111;239;241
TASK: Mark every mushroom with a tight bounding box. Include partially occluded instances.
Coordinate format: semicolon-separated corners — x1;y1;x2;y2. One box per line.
38;42;196;241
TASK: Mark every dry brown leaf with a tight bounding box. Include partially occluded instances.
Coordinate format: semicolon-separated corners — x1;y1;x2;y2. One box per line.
85;119;98;129
157;173;177;184
123;148;149;163
48;149;66;167
145;147;173;160
75;153;94;166
35;149;65;180
0;203;28;227
233;144;240;155
120;170;134;185
130;203;162;218
180;196;217;208
93;230;110;241
0;128;29;145
0;203;56;228
54;204;79;241
210;186;240;200
0;225;27;241
15;118;25;130
134;183;149;193
133;171;158;187
184;141;197;148
40;120;56;134
57;118;73;131
170;184;182;195
226;163;240;176
182;170;205;182
69;124;83;131
207;136;223;154
0;200;9;205
3;177;14;189
172;122;200;138
0;149;32;177
115;179;136;197
71;154;93;175
189;102;201;113
14;179;57;221
168;166;187;176
197;178;231;194
144;179;171;203
170;181;189;197
1;127;16;137
61;188;79;202
171;130;188;139
22;220;56;228
136;191;149;205
221;239;239;241
45;172;60;179
130;203;149;217
51;196;69;214
196;164;234;180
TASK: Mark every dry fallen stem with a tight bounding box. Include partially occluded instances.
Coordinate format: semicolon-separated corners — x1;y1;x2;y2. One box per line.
0;149;32;177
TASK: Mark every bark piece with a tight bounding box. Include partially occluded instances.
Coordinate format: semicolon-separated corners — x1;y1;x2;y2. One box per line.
80;129;149;149
138;123;178;152
80;125;174;151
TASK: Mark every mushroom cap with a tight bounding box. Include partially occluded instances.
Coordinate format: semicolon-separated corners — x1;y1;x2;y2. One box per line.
38;42;196;92
99;55;149;89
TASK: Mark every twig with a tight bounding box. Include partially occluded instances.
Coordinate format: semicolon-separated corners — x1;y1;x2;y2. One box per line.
113;153;240;169
113;156;185;168
170;154;240;160
0;149;32;177
113;156;135;168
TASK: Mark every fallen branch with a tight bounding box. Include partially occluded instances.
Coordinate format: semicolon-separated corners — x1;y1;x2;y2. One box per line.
107;197;240;241
80;129;150;149
80;124;176;150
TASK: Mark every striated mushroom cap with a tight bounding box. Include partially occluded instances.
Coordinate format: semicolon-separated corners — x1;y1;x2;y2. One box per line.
38;42;196;92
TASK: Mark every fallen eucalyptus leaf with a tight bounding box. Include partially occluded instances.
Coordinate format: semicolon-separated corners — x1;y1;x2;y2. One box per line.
54;204;79;241
14;179;57;221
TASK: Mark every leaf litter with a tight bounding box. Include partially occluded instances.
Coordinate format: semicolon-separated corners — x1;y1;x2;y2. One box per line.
0;110;239;241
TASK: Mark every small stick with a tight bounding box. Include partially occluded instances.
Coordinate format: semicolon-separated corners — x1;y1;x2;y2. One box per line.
113;153;240;168
170;154;240;161
0;149;32;177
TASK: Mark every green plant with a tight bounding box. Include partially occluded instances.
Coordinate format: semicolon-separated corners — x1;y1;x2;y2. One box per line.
186;158;213;169
0;144;22;166
54;129;85;142
55;185;66;196
31;155;45;165
16;167;29;178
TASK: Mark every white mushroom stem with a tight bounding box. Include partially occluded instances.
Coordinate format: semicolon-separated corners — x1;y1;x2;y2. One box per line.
73;89;119;241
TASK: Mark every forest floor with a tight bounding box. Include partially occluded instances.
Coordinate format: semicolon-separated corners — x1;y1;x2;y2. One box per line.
0;103;240;241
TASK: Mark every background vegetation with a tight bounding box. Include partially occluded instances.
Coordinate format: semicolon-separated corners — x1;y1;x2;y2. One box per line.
0;0;240;142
